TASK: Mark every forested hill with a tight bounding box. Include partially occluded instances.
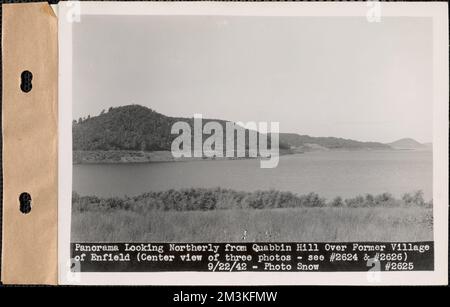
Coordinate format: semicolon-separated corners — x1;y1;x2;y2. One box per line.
73;105;273;151
73;105;391;152
74;105;175;151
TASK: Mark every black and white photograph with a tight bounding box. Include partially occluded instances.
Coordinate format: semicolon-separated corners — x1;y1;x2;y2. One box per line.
57;1;448;285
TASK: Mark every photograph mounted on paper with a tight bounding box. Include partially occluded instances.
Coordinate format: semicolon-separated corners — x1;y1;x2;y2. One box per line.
57;1;448;285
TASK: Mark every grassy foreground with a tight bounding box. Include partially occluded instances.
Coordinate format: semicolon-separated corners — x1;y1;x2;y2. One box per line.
72;188;432;242
71;207;432;243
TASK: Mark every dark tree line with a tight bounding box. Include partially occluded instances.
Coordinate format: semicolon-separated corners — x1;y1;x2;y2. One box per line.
72;188;431;213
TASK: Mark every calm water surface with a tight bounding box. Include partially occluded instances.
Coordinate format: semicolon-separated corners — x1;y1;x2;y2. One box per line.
73;150;433;200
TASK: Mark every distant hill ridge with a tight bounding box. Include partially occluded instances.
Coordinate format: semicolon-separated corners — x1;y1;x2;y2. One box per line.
72;104;420;152
387;138;427;150
278;133;390;151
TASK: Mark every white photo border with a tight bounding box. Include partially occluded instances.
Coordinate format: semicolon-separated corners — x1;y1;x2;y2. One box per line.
58;1;449;285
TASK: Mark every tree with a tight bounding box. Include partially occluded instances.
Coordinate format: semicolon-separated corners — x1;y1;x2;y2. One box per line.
412;190;425;206
374;192;395;207
365;194;375;207
331;196;344;207
402;191;426;207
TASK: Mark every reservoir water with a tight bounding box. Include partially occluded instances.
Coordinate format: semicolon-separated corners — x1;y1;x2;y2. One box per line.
73;150;433;200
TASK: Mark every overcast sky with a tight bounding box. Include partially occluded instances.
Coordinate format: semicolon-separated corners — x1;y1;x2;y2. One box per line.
73;15;432;143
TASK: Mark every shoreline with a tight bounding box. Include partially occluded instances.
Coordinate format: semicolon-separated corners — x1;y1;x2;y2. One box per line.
73;148;429;165
72;149;296;164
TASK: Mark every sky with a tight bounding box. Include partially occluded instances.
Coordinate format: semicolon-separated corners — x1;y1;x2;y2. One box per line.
73;15;433;143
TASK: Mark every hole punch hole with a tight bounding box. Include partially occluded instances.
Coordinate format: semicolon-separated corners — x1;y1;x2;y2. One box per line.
20;70;33;93
19;192;32;214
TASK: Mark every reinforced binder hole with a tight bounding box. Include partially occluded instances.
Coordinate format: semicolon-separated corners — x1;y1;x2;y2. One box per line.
20;70;33;93
19;192;32;214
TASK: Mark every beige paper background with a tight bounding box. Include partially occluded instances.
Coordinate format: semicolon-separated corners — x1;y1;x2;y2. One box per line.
2;2;58;284
0;1;445;286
